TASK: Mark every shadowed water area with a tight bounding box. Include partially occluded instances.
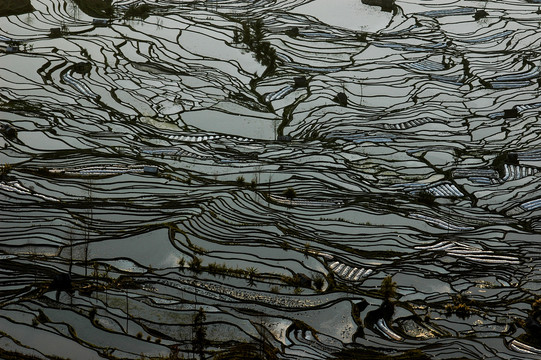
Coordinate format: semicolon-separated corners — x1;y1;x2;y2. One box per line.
1;0;541;359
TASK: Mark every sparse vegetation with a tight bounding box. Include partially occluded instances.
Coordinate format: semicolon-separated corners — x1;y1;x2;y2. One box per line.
192;261;267;282
233;19;277;72
281;273;311;289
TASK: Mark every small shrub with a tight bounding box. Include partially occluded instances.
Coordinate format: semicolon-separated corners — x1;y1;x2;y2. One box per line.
136;331;143;339
455;303;471;318
208;262;219;275
0;163;12;177
445;303;454;315
283;187;296;199
246;266;258;279
312;275;325;291
417;190;435;205
246;266;258;286
236;176;245;186
380;275;397;300
303;242;311;258
188;257;202;273
446;294;473;318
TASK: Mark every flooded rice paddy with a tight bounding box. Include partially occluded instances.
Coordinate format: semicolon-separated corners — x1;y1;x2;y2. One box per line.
1;0;541;359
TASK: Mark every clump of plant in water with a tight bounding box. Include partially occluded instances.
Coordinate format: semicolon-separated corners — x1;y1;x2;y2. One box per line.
178;257;185;269
283;187;296;200
303;242;311;258
236;175;245;186
281;273;311;289
189;260;268;283
246;266;258;286
279;240;290;251
445;294;475;318
0;163;12;180
188;256;202;273
312;274;325;291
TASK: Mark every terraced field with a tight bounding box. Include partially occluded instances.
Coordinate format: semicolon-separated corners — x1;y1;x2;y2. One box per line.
1;0;541;359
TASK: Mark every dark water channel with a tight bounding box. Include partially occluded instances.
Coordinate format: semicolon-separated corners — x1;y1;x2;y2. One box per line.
1;0;541;359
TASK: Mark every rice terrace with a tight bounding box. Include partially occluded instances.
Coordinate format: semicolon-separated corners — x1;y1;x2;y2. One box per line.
1;0;541;359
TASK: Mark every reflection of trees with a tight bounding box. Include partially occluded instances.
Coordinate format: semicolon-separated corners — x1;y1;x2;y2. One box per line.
84;180;93;277
0;0;33;17
193;307;208;359
71;0;113;18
